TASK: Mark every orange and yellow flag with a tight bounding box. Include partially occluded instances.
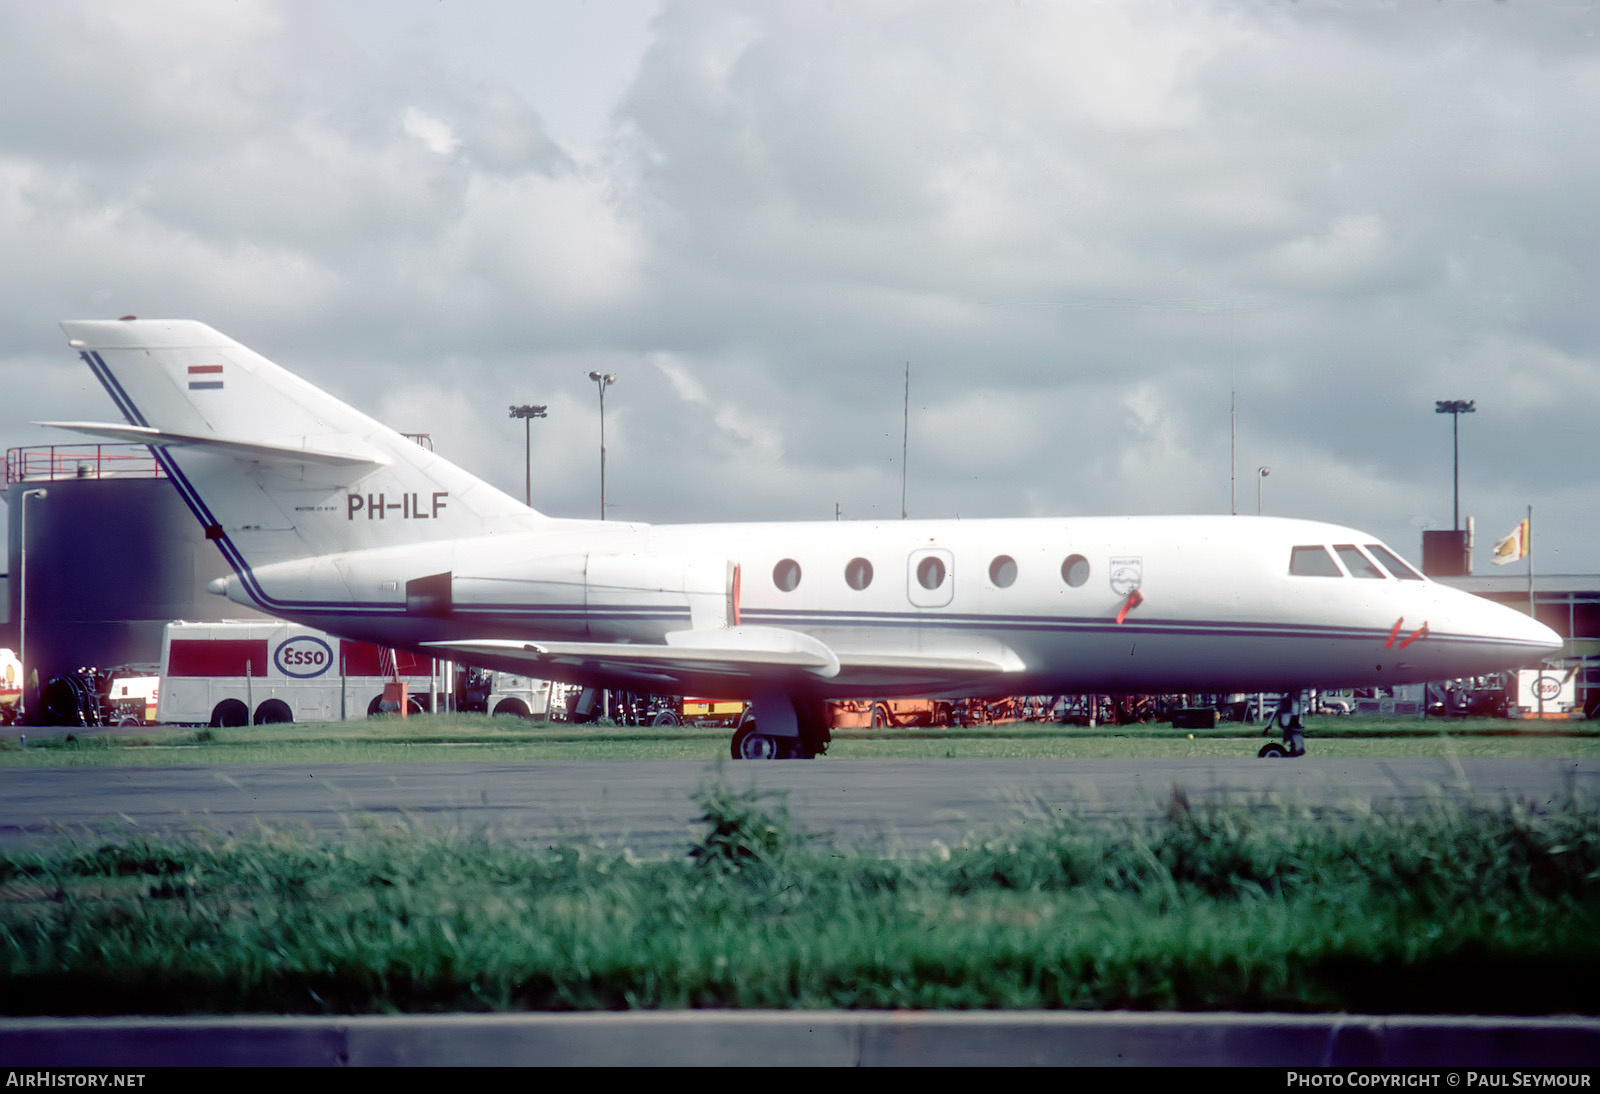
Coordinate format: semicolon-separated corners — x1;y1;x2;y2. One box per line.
1491;519;1529;565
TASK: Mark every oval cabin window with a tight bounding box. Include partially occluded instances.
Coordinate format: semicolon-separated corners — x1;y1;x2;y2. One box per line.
916;555;946;591
989;555;1017;588
773;558;802;592
1061;554;1090;588
845;557;873;590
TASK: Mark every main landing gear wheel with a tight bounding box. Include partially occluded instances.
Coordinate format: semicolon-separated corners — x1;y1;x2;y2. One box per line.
731;722;784;760
729;696;828;759
1258;742;1288;758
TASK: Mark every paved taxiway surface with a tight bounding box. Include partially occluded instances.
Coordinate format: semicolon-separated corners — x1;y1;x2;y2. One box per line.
3;757;1594;851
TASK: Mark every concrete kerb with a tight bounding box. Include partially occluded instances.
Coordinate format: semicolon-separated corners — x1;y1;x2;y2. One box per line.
3;1012;1598;1067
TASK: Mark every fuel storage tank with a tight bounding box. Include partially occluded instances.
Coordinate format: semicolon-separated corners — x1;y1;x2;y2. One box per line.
6;444;267;721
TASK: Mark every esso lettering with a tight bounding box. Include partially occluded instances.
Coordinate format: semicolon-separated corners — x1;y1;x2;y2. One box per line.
274;637;334;679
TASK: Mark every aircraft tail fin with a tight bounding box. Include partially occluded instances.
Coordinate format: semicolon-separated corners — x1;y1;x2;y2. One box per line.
59;319;543;570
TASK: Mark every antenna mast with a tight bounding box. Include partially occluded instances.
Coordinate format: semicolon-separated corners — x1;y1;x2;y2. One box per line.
901;362;910;520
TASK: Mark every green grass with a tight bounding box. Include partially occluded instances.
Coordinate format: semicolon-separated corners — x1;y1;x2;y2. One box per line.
2;785;1595;1016
1;714;1595;764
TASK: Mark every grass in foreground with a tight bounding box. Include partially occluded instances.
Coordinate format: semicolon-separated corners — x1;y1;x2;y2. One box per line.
1;785;1595;1016
2;714;1596;764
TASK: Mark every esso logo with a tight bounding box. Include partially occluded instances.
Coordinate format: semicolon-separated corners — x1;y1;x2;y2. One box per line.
275;636;333;679
1534;676;1562;700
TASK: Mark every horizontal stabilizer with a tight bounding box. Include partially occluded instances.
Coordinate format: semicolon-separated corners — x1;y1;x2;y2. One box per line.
37;420;389;469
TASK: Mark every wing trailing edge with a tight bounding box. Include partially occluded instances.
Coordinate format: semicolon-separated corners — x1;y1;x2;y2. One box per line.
428;626;842;681
426;626;1026;692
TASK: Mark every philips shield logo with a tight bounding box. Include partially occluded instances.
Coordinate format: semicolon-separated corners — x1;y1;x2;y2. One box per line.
275;636;333;679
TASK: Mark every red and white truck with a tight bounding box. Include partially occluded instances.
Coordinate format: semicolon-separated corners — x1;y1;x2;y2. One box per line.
157;620;448;726
157;620;563;726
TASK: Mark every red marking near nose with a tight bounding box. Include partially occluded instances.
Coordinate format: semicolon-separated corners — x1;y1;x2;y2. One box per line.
1386;618;1404;648
1398;623;1430;649
1115;589;1144;625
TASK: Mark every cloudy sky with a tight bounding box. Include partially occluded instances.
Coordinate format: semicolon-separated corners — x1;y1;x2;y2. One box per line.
3;0;1597;572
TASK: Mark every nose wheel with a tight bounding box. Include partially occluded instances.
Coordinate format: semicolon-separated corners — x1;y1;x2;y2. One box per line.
1258;691;1308;758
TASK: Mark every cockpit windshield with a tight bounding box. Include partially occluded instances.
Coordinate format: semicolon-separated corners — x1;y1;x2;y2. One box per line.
1289;545;1342;577
1289;542;1427;580
1365;543;1424;580
1334;544;1384;579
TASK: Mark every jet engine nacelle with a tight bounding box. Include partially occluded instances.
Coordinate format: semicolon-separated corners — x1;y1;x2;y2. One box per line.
434;552;739;640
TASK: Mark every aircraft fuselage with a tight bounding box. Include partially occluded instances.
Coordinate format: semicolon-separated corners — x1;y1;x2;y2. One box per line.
211;513;1556;700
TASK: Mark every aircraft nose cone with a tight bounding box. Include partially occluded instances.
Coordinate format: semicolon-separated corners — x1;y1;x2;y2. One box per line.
1521;613;1564;658
1484;599;1563;663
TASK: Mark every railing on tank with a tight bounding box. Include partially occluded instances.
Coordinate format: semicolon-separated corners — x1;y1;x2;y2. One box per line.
6;444;166;484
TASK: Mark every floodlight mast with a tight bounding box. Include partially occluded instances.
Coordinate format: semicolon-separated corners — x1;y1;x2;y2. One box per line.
1435;399;1476;531
507;404;547;508
588;371;616;520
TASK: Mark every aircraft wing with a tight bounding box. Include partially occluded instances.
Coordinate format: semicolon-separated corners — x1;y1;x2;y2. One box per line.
427;626;1023;692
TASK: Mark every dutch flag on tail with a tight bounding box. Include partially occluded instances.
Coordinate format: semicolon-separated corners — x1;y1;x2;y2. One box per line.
187;364;224;390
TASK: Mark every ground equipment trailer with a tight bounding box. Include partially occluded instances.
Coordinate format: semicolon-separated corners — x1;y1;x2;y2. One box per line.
158;620;448;726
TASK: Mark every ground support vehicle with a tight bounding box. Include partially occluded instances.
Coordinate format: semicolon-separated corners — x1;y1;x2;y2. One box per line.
456;667;566;719
105;674;161;724
644;697;746;727
1427;677;1508;718
1511;667;1578;719
158;620;445;726
1351;684;1426;718
828;698;954;728
29;665;160;727
0;649;20;725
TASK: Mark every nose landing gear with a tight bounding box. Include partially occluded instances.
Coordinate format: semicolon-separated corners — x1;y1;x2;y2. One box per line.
1258;690;1308;758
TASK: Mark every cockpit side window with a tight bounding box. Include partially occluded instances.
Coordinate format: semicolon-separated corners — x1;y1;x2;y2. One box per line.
1334;544;1384;579
1289;545;1342;577
1366;544;1424;581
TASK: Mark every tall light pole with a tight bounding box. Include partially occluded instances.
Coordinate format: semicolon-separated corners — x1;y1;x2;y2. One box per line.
507;404;547;508
18;488;47;723
587;371;616;520
1257;466;1270;516
1435;399;1476;531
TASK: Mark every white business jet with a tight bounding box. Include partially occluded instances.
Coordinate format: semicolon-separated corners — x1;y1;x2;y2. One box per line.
49;319;1560;758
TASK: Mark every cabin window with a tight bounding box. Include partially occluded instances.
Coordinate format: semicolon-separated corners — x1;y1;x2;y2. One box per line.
1061;554;1090;588
773;558;802;592
907;548;955;608
1366;544;1424;580
1289;545;1342;577
1334;544;1384;579
989;555;1017;588
845;557;873;590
